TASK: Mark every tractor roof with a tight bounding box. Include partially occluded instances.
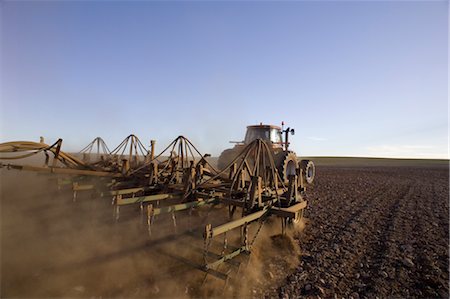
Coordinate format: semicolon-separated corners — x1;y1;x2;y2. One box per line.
247;124;282;130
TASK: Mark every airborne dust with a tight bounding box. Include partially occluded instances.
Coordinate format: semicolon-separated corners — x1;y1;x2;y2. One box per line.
0;160;303;298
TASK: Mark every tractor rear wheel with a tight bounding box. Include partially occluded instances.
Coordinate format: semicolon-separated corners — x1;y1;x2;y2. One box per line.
279;152;299;184
217;148;237;170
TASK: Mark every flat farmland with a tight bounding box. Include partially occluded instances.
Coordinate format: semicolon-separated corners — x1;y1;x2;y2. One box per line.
1;159;448;298
272;162;449;298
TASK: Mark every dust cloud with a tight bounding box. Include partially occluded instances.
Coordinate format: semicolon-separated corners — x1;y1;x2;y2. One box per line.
1;169;304;298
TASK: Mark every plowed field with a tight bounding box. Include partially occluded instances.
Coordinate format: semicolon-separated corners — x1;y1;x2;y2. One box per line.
1;163;448;298
273;166;449;299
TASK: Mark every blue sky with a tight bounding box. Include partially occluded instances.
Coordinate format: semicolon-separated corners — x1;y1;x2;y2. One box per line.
1;1;448;158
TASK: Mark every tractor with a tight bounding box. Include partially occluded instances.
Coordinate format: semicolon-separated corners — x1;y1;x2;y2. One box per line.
217;123;315;185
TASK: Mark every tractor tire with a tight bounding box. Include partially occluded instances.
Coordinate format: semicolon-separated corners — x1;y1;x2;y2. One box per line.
217;148;238;171
300;160;315;184
278;152;299;184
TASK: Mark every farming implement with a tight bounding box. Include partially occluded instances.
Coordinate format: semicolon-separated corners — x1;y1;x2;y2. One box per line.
0;124;314;280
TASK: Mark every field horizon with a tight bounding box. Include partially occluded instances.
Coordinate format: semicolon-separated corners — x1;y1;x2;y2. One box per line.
299;156;449;167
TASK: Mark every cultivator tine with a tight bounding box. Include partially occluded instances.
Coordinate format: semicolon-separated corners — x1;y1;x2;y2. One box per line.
203;224;212;263
188;206;193;232
115;205;120;221
228;205;236;219
139;201;144;224
281;218;286;235
243;223;249;251
171;210;177;233
221;232;228;256
112;195;121;221
147;204;154;237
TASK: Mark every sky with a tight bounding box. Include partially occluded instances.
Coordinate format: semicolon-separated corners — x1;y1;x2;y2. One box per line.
1;0;448;158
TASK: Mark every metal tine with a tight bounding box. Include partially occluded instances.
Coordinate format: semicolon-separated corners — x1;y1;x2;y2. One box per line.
139;201;144;226
115;205;120;222
188;206;193;232
147;204;154;237
171;210;177;233
221;232;228;256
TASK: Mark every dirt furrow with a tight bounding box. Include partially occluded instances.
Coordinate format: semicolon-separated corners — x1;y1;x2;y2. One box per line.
277;176;403;297
357;182;413;297
410;180;448;298
272;167;449;299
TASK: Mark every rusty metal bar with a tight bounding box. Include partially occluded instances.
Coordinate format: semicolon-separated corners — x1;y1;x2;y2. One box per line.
1;163;121;177
152;197;219;215
270;200;307;218
206;208;269;239
116;193;181;206
72;182;95;191
110;187;150;196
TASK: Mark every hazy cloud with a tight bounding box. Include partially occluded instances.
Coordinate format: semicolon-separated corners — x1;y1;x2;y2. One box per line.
307;137;327;142
365;144;447;159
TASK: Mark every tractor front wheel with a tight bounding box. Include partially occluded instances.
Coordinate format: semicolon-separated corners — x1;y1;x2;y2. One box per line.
300;160;315;184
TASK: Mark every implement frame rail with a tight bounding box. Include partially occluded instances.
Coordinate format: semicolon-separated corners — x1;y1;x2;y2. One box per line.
115;192;182;206
2;163;121;177
148;197;220;216
205;208;268;239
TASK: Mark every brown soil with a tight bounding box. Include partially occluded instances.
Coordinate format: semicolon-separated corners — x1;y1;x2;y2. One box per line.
1;165;448;298
270;166;449;299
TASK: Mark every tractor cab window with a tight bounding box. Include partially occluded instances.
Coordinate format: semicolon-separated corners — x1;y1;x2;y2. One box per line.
244;128;270;143
270;129;282;143
245;128;282;144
